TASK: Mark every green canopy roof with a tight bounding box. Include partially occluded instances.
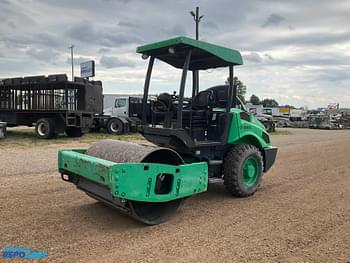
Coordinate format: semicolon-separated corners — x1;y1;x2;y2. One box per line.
136;36;243;70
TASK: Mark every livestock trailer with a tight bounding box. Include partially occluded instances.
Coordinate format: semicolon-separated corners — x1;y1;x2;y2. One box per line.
0;74;103;138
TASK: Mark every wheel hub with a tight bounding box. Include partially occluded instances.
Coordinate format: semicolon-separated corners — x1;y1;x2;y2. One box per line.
243;157;259;187
110;122;120;133
37;122;47;136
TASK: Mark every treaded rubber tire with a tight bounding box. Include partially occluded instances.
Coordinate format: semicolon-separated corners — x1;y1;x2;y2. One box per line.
65;127;82;137
223;144;264;197
35;118;55;139
107;118;124;135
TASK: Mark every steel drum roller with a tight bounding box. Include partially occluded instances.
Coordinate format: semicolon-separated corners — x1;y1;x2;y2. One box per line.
85;140;185;224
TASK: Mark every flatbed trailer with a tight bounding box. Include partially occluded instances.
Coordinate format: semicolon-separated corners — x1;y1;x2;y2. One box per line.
0;74;103;138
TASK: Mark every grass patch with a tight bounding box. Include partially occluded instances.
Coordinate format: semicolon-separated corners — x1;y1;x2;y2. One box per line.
1;126;291;149
0;128;145;149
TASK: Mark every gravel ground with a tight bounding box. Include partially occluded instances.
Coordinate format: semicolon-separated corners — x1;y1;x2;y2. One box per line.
0;128;349;262
0;143;89;176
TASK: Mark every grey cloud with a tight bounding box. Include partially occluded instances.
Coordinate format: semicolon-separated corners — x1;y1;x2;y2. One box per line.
315;69;350;83
1;0;11;5
1;0;350;108
304;69;349;83
103;0;131;2
7;21;16;29
26;48;59;62
261;14;285;28
98;47;112;54
65;23;96;42
164;24;187;37
203;21;219;30
100;56;135;68
34;33;63;47
38;0;131;10
0;1;36;29
247;51;350;69
65;22;142;47
290;32;347;49
244;52;263;63
66;56;93;66
264;54;274;61
235;30;350;51
243;52;274;63
118;21;137;28
280;31;350;47
3;33;63;49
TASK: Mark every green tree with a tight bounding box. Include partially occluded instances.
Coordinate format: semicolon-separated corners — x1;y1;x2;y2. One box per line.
261;98;279;107
249;94;260;105
226;76;247;103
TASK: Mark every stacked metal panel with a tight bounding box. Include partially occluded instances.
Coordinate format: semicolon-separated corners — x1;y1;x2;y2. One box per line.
0;74;75;111
0;74;102;113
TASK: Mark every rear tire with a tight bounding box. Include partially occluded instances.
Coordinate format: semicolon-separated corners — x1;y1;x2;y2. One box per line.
223;144;264;197
65;127;82;137
35;118;55;139
107;118;124;134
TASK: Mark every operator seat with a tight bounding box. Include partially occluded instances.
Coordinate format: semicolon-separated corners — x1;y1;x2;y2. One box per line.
183;89;214;128
206;85;244;109
192;90;214;110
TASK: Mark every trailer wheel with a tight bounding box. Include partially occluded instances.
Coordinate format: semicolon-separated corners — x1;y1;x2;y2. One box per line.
223;144;264;197
107;118;124;134
65;127;82;137
35;118;55;139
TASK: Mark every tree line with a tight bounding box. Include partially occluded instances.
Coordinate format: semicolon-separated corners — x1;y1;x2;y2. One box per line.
226;76;288;107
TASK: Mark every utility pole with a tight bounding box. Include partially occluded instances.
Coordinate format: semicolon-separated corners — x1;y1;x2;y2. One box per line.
190;7;204;96
190;7;204;40
68;45;74;81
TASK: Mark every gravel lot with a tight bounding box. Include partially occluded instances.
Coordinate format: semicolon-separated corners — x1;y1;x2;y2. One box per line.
0;128;349;262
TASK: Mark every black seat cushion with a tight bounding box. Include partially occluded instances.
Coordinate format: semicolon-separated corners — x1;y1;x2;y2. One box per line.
192;90;214;110
153;93;174;112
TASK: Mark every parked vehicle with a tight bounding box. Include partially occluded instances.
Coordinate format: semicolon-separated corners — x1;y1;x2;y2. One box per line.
0;74;104;138
0;75;148;138
289;109;308;121
59;36;277;224
92;96;147;135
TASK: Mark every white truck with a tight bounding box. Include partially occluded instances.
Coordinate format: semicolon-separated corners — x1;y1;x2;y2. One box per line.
93;95;145;134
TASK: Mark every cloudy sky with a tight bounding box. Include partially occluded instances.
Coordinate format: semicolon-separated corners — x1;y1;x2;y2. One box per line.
1;0;349;108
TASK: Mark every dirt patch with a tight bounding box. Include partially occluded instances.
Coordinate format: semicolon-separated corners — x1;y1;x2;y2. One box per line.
0;126;144;150
0;129;349;262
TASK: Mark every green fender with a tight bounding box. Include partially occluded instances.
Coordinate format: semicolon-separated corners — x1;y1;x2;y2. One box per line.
227;108;271;148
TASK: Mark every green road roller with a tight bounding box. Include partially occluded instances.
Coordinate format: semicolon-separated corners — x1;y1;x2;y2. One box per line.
58;36;278;225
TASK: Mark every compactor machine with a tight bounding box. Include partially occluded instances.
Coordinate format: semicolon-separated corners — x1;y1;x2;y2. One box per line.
58;36;277;224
